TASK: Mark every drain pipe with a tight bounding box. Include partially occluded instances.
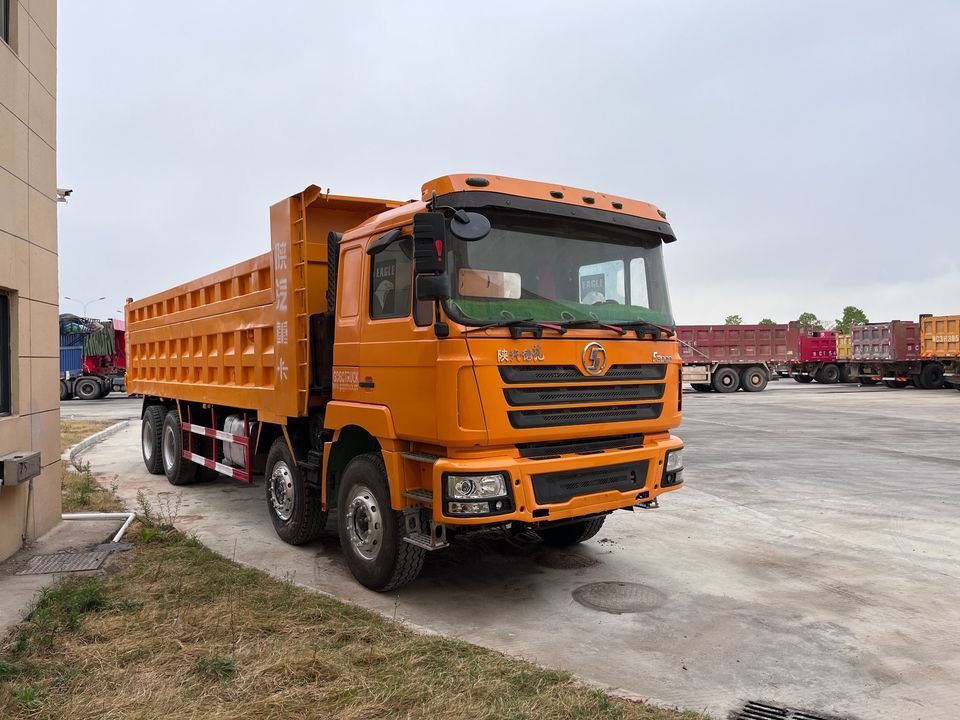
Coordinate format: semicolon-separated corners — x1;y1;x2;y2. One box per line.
62;512;136;544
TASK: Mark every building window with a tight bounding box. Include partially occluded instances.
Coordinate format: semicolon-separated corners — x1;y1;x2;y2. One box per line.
0;0;9;46
369;239;412;320
0;293;10;415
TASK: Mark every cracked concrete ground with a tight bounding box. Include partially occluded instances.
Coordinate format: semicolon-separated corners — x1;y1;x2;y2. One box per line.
78;383;960;720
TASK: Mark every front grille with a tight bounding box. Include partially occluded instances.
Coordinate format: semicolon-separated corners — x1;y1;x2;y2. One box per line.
517;433;645;459
509;403;662;429
499;364;666;384
532;461;649;504
504;383;664;407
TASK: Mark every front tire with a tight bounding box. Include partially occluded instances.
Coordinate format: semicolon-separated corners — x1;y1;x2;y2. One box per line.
740;366;768;392
161;411;198;485
74;377;102;400
59;380;71;401
265;437;326;545
142;405;166;475
337;453;425;591
537;516;606;547
917;363;944;390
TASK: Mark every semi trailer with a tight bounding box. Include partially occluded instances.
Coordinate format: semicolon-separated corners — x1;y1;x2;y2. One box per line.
125;174;685;591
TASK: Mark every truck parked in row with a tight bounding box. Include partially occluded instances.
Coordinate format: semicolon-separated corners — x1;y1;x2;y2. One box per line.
125;174;685;591
59;315;127;400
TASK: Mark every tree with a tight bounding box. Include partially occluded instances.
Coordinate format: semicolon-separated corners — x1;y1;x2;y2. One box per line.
797;312;824;330
724;315;742;325
759;318;775;325
835;306;868;334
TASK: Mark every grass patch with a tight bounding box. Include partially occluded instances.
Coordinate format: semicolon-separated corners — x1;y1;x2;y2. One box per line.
0;527;705;720
61;464;124;513
60;420;115;453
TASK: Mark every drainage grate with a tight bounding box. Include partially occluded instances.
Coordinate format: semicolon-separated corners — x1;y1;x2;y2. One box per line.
17;551;110;575
734;700;847;720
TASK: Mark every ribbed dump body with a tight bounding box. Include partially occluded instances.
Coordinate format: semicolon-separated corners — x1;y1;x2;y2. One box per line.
835;333;851;360
920;315;960;358
850;321;920;361
125;186;400;422
676;324;791;365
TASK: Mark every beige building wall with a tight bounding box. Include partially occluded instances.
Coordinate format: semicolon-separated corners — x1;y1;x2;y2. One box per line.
0;0;59;562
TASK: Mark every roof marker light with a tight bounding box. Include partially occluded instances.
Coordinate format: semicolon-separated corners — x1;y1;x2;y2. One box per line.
612;201;623;210
582;196;595;204
465;176;490;187
550;190;564;199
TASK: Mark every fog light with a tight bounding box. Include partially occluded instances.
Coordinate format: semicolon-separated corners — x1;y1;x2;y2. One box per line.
448;501;489;515
665;449;683;472
446;473;507;500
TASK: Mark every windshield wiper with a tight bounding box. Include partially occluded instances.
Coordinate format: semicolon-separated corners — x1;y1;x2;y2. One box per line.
557;319;628;335
462;318;566;339
616;321;674;339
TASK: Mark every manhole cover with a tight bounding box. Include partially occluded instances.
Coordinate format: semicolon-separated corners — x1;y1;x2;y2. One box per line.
17;551;110;575
735;700;846;720
536;550;599;569
572;581;666;614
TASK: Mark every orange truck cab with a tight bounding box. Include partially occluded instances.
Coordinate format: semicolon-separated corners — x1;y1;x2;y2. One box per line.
126;174;684;591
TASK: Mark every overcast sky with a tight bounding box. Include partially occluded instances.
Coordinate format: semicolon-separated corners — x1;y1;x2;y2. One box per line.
57;1;960;326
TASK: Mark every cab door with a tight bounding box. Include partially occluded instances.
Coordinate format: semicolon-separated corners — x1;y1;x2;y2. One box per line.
357;236;438;442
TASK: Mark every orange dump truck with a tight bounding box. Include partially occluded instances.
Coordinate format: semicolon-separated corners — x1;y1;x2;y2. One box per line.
126;174;684;590
919;314;960;389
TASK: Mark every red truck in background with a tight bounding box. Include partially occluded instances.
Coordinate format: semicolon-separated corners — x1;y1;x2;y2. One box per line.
678;323;849;392
59;315;127;400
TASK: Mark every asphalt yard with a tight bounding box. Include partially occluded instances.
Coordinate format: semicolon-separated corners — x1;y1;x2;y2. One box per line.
79;382;960;719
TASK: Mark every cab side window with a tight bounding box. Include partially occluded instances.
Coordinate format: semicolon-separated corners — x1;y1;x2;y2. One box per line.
369;238;412;319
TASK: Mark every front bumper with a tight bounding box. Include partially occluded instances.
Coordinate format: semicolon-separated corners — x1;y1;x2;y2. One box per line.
426;434;683;526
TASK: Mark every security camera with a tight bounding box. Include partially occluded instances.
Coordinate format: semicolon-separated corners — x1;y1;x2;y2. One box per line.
56;188;73;203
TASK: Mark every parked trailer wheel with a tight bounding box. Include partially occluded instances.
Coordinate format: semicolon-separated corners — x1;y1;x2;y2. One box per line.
337;453;426;591
161;412;198;485
840;364;859;383
537;516;606;547
815;364;840;384
690;383;713;392
917;363;945;390
141;406;167;475
794;375;814;384
74;377;102;400
59;380;71;401
740;366;768;392
265;437;326;545
711;367;740;393
883;379;909;389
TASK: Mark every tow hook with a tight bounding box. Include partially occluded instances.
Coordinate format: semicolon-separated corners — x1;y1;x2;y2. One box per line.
636;498;659;510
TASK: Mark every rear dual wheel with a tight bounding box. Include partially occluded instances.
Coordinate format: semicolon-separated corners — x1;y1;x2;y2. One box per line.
265;437;327;546
916;363;944;390
740;366;768;392
711;367;740;393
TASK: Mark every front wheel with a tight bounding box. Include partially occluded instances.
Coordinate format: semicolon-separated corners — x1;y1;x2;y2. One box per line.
917;363;944;390
265;437;326;545
337;453;425;591
74;377;102;400
537;516;606;547
815;364;840;384
712;367;740;393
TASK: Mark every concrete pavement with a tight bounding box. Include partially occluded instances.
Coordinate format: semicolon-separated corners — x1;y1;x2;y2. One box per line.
80;383;960;720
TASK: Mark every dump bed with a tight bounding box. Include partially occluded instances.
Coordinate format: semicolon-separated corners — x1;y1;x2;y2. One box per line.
920;314;960;359
676;324;792;365
797;330;837;363
125;186;400;423
850;321;920;362
835;333;851;360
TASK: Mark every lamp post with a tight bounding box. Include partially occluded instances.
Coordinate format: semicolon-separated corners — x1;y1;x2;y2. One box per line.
63;296;106;317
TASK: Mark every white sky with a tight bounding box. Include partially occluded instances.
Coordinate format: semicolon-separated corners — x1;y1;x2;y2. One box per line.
57;1;960;326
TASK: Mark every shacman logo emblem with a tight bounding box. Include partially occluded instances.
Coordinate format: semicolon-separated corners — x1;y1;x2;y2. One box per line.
582;342;607;376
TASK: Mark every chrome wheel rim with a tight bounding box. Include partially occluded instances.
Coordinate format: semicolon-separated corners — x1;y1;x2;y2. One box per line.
162;424;176;470
344;484;382;561
143;420;155;459
269;461;296;521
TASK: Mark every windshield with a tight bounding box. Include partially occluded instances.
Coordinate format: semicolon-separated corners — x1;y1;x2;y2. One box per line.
444;209;675;328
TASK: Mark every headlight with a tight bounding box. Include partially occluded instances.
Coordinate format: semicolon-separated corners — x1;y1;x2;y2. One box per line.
665;449;683;472
446;473;507;500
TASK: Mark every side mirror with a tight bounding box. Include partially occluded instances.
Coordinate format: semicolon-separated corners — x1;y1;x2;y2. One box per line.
413;211;446;275
415;273;451;301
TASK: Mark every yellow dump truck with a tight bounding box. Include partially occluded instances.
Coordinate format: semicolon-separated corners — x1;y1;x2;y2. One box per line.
126;174;684;590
